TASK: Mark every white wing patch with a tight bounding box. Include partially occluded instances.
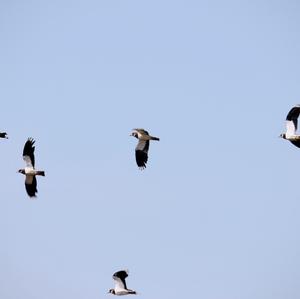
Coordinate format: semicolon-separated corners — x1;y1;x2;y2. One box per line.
23;155;33;168
113;276;126;291
136;140;147;152
286;120;297;137
25;175;34;185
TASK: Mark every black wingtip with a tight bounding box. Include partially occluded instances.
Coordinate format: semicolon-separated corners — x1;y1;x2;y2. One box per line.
0;132;8;139
27;137;35;144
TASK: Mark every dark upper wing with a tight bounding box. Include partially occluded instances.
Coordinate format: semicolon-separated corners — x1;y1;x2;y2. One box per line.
286;106;300;131
113;270;128;289
135;140;149;169
289;140;300;148
23;138;35;168
25;175;37;197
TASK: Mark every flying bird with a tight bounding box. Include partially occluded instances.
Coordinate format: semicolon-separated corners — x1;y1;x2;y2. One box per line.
130;128;159;169
108;270;137;295
18;138;45;198
280;105;300;148
0;132;8;139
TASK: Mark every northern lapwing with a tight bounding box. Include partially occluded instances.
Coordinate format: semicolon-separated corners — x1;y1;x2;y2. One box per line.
130;128;159;169
0;132;8;139
280;105;300;148
108;270;137;296
18;138;45;198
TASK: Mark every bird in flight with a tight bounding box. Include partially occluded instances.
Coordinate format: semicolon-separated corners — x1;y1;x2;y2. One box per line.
18;138;45;198
108;270;137;295
0;132;8;139
280;105;300;148
130;128;159;169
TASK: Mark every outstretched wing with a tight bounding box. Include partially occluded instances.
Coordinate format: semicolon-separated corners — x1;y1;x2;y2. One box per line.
286;106;300;135
25;175;37;197
135;140;149;169
113;270;128;290
23;138;35;168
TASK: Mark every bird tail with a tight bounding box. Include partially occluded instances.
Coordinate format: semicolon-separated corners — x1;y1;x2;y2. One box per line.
128;290;137;295
36;171;45;176
150;136;160;141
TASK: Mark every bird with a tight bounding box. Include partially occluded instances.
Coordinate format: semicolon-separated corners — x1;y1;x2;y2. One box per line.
0;132;8;139
280;105;300;148
18;138;45;198
130;128;159;169
108;270;137;295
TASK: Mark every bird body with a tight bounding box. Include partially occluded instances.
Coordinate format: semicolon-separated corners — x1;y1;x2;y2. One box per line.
109;270;137;296
18;138;45;197
24;167;37;175
24;167;45;176
280;105;300;148
131;129;159;169
110;289;137;296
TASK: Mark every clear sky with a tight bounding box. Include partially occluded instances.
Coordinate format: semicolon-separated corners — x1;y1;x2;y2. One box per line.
1;0;300;298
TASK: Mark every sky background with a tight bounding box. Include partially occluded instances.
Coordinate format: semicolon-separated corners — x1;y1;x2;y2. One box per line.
1;0;300;298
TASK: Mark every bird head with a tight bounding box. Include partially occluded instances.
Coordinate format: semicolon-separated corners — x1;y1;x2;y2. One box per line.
18;169;25;174
279;133;286;139
130;132;138;139
108;289;115;295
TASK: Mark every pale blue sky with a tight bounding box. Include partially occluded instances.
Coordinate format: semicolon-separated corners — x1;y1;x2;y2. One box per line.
1;0;300;298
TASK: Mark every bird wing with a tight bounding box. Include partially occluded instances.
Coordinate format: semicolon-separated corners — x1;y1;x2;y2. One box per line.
25;175;37;197
113;270;128;290
23;156;34;168
286;120;296;136
286;106;300;135
135;140;149;169
290;140;300;148
23;138;35;168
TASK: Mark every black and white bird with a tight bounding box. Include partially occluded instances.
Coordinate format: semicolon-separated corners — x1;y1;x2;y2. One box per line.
130;128;159;169
18;138;45;198
280;105;300;148
108;270;137;296
0;132;8;139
